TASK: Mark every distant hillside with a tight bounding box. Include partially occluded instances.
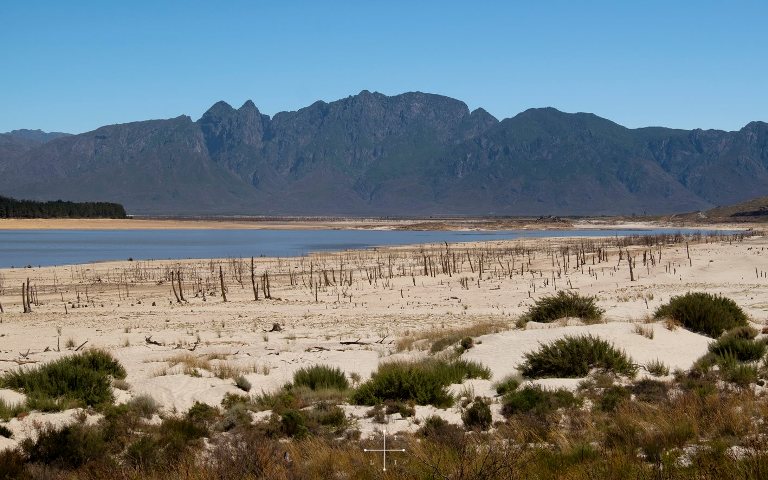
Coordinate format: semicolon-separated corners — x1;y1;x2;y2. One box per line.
692;196;768;222
0;195;126;219
0;91;766;216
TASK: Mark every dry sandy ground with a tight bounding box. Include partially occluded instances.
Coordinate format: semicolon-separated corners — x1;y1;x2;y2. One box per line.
0;230;766;449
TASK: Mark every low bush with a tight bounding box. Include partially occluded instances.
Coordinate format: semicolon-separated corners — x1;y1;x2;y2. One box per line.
462;398;492;431
186;402;220;430
597;385;630;412
708;327;766;362
0;449;25;479
521;291;604;324
519;335;636;378
22;422;108;469
645;359;670;377
501;385;579;417
631;379;669;403
654;292;748;338
722;363;759;387
126;394;160;419
418;415;465;446
494;375;520;396
293;365;349;391
384;399;416;418
351;358;490;407
280;409;308;438
235;375;252;392
305;402;347;430
0;399;26;421
0;350;126;410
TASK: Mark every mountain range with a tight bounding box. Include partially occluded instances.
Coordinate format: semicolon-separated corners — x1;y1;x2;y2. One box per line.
1;91;766;216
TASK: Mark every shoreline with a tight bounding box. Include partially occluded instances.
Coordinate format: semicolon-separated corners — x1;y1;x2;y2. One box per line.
0;216;759;231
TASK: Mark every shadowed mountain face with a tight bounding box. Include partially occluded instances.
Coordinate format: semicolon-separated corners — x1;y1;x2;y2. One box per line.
0;91;766;215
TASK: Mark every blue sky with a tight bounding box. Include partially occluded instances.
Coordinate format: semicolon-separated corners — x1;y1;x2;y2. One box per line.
2;1;766;133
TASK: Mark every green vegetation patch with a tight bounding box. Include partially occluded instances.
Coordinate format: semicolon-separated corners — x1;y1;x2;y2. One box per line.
292;364;349;391
0;350;126;411
519;335;636;379
708;327;766;362
654;292;748;338
352;358;491;407
501;385;579;417
521;291;604;324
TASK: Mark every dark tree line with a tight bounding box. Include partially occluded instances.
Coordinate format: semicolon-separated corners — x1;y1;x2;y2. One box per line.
0;195;127;218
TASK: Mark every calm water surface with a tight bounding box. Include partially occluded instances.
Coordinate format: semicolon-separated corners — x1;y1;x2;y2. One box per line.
0;228;721;267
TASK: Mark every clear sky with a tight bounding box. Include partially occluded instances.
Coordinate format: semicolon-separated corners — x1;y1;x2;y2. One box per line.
2;0;766;134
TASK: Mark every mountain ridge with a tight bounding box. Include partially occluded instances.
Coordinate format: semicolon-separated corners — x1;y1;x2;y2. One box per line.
1;91;766;216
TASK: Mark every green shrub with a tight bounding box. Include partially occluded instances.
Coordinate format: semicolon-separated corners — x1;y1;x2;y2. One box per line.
631;379;669;403
519;335;636;378
185;402;220;429
708;327;766;362
235;375;252;392
645;359;670;377
123;414;208;469
501;385;579;417
597;385;630;412
280;409;308;438
521;291;604;324
460;337;474;350
0;399;26;421
306;402;347;429
125;394;160;419
418;415;464;445
0;449;25;479
157;416;209;461
22;422;107;469
494;375;520;396
126;436;160;470
384;400;416;417
723;363;759;387
351;358;490;407
654;292;748;338
0;350;126;410
293;365;349;391
462;398;492;431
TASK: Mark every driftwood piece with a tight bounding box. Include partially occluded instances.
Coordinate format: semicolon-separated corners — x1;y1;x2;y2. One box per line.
145;336;163;346
339;339;370;345
305;346;329;352
75;340;89;352
264;323;282;332
0;358;38;365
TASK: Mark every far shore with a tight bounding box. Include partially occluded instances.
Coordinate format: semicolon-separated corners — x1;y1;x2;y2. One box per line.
0;216;758;231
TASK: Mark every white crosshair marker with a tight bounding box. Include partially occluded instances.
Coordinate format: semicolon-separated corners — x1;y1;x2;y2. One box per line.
363;426;405;472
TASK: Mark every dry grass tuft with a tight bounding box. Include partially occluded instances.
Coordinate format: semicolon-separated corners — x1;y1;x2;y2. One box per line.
633;324;654;339
395;320;509;352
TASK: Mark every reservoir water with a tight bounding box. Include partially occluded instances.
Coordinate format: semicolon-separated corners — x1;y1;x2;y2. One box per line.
0;228;728;268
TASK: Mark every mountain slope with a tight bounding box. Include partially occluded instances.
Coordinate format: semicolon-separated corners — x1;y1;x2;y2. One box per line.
0;91;766;215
